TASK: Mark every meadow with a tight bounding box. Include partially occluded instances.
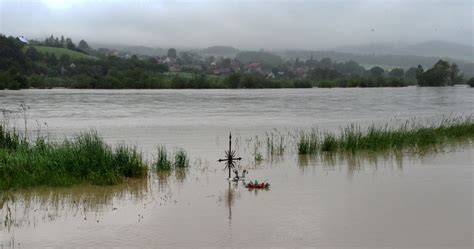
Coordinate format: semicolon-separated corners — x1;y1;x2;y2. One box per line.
31;45;93;60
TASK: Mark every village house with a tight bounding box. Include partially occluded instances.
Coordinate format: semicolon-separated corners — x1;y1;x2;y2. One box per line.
169;64;182;72
244;63;262;74
183;64;203;72
98;48;119;57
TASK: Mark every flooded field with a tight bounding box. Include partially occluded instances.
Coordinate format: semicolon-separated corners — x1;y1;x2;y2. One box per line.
1;87;473;248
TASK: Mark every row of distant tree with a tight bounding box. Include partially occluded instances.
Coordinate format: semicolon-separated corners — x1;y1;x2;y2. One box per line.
303;59;418;82
0;34;168;89
0;34;472;90
415;60;463;86
29;34;91;53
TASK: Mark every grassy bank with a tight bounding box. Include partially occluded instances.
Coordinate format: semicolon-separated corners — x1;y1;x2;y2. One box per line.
0;126;147;190
298;117;474;154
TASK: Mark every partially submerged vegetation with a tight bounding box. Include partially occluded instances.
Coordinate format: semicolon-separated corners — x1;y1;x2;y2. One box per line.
252;136;264;164
155;146;190;171
174;149;190;168
1;111;472;190
156;146;173;171
265;130;286;156
0;125;147;190
247;131;287;164
0;103;194;190
297;117;474;154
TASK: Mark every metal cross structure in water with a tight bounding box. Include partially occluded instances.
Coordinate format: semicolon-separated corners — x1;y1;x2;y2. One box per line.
218;133;242;179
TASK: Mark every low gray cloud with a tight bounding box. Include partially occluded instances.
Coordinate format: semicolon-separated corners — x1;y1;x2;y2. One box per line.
0;0;472;49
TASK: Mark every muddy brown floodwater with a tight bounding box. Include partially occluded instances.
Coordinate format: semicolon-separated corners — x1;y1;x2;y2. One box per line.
1;87;473;248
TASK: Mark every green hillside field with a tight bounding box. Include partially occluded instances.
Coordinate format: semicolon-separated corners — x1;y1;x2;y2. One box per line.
30;45;93;60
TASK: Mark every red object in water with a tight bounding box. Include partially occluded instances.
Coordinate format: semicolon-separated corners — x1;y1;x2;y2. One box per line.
246;182;270;189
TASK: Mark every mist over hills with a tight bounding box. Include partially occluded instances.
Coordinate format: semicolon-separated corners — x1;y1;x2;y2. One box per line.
93;40;472;63
88;40;473;76
333;41;474;62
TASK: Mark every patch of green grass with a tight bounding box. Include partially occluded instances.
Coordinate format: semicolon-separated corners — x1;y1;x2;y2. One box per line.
297;129;319;154
31;45;93;60
0;126;147;190
174;149;190;168
251;135;264;163
155;146;172;171
298;116;474;154
254;152;264;163
0;125;23;150
155;146;190;171
320;132;338;152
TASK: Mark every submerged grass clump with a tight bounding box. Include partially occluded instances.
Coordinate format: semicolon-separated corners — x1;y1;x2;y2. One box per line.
265;131;286;156
298;129;319;154
252;135;264;163
0;126;147;190
155;146;190;171
298;116;474;154
156;146;172;171
254;151;264;163
174;149;190;168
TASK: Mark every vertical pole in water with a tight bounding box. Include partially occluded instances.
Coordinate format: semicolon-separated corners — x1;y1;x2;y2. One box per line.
228;133;232;179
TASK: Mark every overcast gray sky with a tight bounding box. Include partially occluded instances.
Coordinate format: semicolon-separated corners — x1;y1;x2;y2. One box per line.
0;0;472;49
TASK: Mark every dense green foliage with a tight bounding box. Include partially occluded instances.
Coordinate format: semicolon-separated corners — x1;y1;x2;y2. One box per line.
467;77;474;87
222;73;312;88
279;49;474;78
25;73;313;89
0;68;29;90
0;126;147;190
298;117;474;154
0;34;468;89
302;58;415;87
0;34;168;89
314;76;409;88
23;72;415;89
416;60;464;86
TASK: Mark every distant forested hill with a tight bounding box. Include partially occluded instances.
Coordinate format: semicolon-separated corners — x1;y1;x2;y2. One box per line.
275;50;474;77
235;51;283;66
200;46;239;57
333;41;474;63
118;46;167;57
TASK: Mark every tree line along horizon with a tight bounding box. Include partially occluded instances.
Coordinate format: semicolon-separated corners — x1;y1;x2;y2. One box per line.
1;34;473;90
